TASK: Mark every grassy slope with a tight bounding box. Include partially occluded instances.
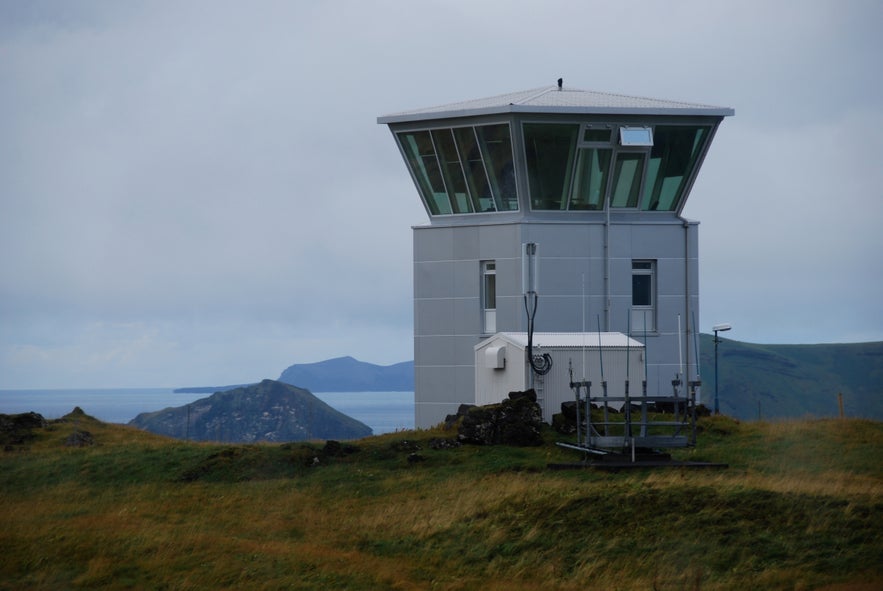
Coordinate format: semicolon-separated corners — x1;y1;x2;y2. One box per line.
1;412;881;591
698;336;883;421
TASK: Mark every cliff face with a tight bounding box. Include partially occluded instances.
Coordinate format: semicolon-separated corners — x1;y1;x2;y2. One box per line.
129;379;372;442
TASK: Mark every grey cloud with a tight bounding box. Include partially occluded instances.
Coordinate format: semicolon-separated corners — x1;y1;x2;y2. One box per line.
1;0;880;387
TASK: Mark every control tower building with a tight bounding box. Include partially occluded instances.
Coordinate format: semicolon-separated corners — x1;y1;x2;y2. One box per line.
379;83;733;428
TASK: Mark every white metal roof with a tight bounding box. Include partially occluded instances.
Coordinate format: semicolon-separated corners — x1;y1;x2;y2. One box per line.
378;85;734;124
475;332;646;351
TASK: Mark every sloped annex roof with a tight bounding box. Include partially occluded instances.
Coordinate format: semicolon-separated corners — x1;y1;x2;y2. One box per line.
378;85;734;124
475;332;646;351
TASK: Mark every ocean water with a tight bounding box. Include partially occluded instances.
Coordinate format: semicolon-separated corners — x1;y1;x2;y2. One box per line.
0;389;414;435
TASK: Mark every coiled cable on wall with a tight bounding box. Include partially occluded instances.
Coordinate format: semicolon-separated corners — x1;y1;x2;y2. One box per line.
524;291;553;376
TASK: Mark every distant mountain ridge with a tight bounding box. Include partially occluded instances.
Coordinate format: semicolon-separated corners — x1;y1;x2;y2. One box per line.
699;336;883;421
277;356;414;392
132;380;372;443
175;357;414;394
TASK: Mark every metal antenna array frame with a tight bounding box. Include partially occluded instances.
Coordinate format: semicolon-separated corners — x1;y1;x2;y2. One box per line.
559;363;702;460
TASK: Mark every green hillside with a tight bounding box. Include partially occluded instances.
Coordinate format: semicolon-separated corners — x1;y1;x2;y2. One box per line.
1;410;881;590
699;336;883;421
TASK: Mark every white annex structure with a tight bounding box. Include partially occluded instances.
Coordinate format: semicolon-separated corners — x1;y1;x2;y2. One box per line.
474;332;645;423
378;83;733;428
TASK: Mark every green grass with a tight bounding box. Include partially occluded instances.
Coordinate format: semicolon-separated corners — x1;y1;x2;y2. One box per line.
1;412;881;590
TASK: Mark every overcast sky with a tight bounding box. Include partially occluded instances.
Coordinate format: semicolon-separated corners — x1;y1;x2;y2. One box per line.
1;0;881;389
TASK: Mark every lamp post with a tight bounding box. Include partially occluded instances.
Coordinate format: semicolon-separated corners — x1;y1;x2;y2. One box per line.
713;323;731;415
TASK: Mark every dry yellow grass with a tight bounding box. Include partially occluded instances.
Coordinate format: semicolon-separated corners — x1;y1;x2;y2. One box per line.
1;413;881;590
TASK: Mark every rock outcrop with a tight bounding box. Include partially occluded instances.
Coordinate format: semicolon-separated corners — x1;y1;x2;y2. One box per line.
455;390;544;446
0;412;47;448
129;379;372;443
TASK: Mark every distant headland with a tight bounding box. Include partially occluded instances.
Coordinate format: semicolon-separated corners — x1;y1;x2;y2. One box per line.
175;356;414;394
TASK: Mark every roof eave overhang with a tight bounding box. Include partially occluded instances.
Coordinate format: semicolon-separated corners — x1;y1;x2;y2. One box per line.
378;104;734;125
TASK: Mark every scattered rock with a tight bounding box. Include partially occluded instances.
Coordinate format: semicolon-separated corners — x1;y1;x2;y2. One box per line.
444;404;475;430
457;389;544;446
428;437;461;450
65;430;95;447
551;412;576;434
407;452;426;463
390;439;421;453
1;412;47;448
322;440;360;457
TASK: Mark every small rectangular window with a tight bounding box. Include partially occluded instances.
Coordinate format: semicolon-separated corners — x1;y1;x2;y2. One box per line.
620;127;654;146
631;260;656;332
583;127;612;143
482;261;497;334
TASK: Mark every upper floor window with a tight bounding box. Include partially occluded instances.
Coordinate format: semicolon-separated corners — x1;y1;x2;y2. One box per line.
524;123;579;210
642;126;710;211
397;124;518;216
523;122;712;212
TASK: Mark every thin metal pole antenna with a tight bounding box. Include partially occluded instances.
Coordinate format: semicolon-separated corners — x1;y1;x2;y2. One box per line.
581;274;586;380
598;314;607;437
692;311;701;404
714;329;720;415
625;312;631;441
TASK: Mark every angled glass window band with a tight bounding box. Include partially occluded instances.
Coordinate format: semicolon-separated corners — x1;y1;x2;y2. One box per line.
397;130;451;215
524;123;579;210
476;124;518;211
610;152;646;207
397;124;517;216
432;129;472;214
454;127;494;212
642;125;711;211
569;147;611;210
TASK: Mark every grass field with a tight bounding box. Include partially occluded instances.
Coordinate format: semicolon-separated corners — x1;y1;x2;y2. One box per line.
1;409;881;590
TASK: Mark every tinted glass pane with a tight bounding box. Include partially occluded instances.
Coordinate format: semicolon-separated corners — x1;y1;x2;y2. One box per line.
610;152;645;207
523;123;579;210
632;274;651;306
642;126;710;211
397;131;451;215
569;148;611;210
583;128;612;143
476;124;518;211
620;127;653;146
484;273;496;309
454;127;494;212
432;129;472;213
